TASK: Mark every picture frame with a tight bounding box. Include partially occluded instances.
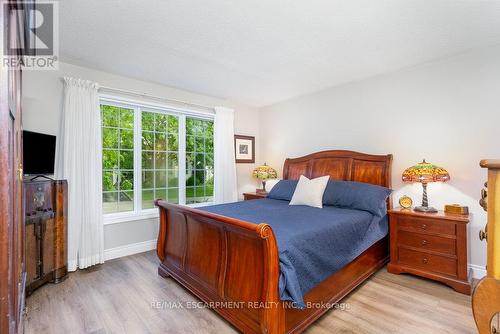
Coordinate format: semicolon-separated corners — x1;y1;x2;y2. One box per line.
234;135;255;163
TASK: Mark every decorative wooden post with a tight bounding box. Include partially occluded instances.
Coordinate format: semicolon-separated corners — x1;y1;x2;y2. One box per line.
473;160;500;333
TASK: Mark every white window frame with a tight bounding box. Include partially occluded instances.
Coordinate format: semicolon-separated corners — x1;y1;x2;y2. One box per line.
100;94;214;225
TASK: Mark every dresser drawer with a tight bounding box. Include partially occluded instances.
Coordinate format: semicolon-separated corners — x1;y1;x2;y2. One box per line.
397;216;456;236
398;247;457;277
398;230;456;255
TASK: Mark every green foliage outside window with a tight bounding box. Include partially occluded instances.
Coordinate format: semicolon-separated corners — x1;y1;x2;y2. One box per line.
141;110;179;209
186;117;214;204
101;105;135;213
102;103;214;214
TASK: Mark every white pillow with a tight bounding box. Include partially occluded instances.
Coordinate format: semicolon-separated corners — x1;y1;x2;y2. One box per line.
265;179;281;192
289;175;330;208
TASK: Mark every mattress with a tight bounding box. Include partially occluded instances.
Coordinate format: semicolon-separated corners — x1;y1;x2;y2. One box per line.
201;198;388;308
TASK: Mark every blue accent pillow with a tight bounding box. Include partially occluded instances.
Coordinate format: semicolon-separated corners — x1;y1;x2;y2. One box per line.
267;180;298;201
322;180;392;217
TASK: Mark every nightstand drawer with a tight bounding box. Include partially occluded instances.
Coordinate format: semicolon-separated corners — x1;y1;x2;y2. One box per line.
397;216;456;236
243;192;267;200
398;230;456;255
398;247;457;277
388;208;470;294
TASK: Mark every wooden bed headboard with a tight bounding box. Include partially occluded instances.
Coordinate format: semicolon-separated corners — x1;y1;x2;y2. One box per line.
283;150;393;188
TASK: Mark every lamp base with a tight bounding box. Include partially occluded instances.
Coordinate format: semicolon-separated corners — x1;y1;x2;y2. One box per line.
414;206;438;213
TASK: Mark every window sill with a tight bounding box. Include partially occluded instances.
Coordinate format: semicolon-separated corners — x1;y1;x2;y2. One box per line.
188;202;213;208
104;210;159;225
103;203;213;225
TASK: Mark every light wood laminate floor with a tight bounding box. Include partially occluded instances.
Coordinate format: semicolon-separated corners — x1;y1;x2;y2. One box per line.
25;251;477;334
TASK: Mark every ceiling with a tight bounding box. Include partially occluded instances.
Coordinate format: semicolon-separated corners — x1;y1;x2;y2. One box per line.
60;0;500;107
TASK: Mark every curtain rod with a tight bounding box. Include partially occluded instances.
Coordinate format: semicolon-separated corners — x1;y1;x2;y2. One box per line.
98;85;215;113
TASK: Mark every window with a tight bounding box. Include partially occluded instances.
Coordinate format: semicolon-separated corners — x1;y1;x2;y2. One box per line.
100;99;214;221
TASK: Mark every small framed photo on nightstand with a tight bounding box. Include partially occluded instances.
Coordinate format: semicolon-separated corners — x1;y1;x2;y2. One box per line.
234;135;255;163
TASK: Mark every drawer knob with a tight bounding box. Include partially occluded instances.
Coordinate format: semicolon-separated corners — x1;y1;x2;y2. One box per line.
421;224;428;230
421;239;428;246
422;258;429;264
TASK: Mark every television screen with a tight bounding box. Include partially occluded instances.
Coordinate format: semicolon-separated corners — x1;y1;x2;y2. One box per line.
23;131;56;175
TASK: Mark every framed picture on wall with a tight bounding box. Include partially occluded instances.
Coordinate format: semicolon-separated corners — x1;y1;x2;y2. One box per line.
234;135;255;163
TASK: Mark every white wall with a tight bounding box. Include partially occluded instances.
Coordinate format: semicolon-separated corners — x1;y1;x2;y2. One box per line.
22;62;261;252
24;46;499;275
261;45;500;277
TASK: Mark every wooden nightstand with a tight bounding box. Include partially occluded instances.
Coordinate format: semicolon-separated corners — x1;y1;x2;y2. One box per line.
387;208;471;295
243;192;268;200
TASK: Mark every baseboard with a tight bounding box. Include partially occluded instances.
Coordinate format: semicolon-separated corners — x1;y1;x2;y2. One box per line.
100;241;489;280
469;264;487;279
104;239;157;261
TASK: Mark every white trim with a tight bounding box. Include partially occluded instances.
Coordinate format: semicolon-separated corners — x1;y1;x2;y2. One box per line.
188;202;214;208
104;239;157;261
103;202;215;225
100;93;215;120
469;264;487;279
104;210;159;225
179;115;187;205
97;238;489;281
133;105;142;215
99;86;214;114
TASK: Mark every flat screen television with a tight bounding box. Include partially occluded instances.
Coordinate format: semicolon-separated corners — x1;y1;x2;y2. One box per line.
23;131;56;175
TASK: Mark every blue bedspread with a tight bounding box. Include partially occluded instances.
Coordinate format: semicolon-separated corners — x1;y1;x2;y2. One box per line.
201;198;388;308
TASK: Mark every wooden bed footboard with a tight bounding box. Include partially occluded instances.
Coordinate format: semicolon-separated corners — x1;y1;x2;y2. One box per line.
155;200;389;334
155;150;392;334
155;199;285;334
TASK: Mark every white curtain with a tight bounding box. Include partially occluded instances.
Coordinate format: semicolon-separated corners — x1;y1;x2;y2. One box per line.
213;107;238;204
55;77;104;271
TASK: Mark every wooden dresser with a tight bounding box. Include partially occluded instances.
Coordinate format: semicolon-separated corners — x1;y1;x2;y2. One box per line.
23;179;68;295
387;208;471;294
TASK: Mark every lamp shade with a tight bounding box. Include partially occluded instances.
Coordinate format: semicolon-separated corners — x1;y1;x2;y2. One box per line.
402;159;450;183
252;163;277;180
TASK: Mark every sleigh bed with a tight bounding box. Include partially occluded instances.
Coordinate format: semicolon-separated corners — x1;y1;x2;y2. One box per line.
155;150;393;334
